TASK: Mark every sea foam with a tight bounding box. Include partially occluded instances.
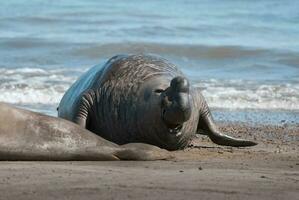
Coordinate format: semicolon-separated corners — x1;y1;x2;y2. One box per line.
0;67;84;105
196;79;299;110
1;68;298;111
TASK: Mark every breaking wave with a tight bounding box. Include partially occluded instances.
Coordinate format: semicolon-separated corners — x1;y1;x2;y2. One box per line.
0;67;84;105
0;67;298;111
196;79;299;110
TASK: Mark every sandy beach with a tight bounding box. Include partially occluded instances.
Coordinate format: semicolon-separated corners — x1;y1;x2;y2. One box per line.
0;122;298;200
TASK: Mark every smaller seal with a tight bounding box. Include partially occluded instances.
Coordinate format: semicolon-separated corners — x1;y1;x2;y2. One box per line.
0;103;171;161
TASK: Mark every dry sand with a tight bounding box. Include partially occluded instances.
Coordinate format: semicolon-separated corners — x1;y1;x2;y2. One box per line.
0;123;298;200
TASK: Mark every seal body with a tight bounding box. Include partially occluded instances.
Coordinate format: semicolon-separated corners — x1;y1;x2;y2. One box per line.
0;103;171;161
59;54;257;150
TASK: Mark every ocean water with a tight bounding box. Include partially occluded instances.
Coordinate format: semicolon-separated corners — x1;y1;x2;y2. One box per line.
0;0;298;124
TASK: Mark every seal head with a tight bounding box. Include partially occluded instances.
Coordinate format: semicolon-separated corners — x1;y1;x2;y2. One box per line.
136;75;193;150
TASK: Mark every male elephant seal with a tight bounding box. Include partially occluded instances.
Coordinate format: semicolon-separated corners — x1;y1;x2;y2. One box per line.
58;54;257;150
0;102;171;161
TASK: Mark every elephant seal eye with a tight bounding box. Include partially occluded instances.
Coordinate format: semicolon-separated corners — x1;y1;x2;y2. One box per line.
154;89;164;93
144;89;164;101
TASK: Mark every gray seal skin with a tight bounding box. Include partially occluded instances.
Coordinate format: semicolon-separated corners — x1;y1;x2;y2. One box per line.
0;102;171;161
58;54;257;150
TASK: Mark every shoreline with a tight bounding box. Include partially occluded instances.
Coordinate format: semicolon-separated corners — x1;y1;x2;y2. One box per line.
0;122;298;200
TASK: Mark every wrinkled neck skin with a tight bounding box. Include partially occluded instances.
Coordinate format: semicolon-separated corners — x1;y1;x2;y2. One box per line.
136;76;192;150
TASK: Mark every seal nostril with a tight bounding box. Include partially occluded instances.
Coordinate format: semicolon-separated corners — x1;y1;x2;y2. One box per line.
162;108;166;118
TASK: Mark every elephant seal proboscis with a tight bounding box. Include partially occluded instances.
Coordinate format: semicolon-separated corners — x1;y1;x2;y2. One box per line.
58;54;257;150
0;102;171;161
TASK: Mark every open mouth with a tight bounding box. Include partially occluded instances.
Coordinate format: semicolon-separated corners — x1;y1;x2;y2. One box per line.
168;124;183;135
162;108;183;136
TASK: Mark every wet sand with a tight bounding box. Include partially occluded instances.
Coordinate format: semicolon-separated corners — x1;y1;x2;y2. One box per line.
0;123;298;200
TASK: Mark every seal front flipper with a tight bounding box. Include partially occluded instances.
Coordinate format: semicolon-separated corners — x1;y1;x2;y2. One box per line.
195;91;257;147
73;89;96;128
